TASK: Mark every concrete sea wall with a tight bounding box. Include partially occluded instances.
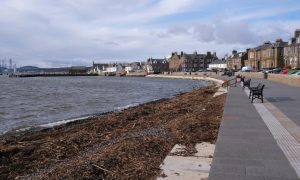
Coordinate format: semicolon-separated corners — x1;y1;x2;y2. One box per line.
237;72;300;87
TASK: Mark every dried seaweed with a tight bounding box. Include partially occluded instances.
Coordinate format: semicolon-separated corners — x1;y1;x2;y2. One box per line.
0;86;226;180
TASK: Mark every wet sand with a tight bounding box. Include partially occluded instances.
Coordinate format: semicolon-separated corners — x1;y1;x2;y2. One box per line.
0;85;226;179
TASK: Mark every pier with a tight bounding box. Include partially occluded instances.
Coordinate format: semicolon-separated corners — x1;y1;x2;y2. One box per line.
9;72;98;78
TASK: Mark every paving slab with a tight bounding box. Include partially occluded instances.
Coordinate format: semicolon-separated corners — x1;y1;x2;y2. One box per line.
209;84;299;179
248;78;300;127
158;143;215;180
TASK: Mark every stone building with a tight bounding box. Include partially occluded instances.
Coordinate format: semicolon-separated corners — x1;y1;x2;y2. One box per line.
245;48;258;69
284;29;300;69
146;58;169;73
227;50;248;70
245;46;263;70
260;39;286;69
169;51;217;72
245;39;286;70
168;52;183;72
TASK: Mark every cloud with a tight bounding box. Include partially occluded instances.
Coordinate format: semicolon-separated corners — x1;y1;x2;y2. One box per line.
214;21;258;44
0;0;299;67
192;24;215;42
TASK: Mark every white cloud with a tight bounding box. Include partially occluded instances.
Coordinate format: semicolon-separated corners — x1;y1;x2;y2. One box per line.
0;0;299;67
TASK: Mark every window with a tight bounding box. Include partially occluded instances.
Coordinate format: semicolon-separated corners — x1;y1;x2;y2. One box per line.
279;49;283;56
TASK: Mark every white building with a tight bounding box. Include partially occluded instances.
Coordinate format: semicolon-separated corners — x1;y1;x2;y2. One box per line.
209;60;227;69
125;66;133;73
89;62;108;74
105;64;123;73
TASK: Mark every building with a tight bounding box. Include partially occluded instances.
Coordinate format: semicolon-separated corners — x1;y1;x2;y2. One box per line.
90;62;108;74
106;63;124;73
245;39;286;70
209;60;227;69
295;29;300;38
169;51;217;72
245;48;258;69
260;39;286;69
169;52;183;72
284;30;300;69
125;62;145;73
227;50;248;70
146;58;169;73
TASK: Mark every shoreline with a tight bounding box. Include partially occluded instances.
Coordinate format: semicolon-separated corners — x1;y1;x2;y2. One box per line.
0;96;176;140
146;74;225;86
0;85;226;179
1;75;213;137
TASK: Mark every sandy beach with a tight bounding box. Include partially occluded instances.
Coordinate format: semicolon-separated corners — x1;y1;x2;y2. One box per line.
0;85;226;179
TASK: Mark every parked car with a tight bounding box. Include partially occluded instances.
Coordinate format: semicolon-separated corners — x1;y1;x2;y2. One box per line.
281;69;289;74
288;70;298;75
271;69;283;74
241;66;253;72
259;69;272;74
292;71;300;76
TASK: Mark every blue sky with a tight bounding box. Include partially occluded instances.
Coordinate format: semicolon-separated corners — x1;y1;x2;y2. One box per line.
0;0;299;67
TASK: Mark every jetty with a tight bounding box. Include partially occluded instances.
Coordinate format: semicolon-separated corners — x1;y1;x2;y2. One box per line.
9;72;98;78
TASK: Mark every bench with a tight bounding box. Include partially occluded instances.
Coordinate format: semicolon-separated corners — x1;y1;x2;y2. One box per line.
250;84;265;103
243;79;251;89
248;83;262;99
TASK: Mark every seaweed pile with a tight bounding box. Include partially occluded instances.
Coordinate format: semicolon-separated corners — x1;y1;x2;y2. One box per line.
0;86;226;179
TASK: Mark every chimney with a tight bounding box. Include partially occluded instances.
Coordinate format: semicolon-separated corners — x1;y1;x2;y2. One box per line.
232;50;237;55
207;51;212;57
276;38;283;43
295;29;300;38
181;51;184;57
213;51;216;57
194;51;197;56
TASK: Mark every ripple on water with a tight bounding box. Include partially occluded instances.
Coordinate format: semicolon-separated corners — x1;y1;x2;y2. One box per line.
0;76;211;134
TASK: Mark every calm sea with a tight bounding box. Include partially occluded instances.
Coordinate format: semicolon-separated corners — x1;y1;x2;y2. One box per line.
0;76;210;134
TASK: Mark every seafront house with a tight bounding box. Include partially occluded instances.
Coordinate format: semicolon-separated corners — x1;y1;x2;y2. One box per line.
245;48;258;69
226;50;247;70
245;39;286;70
169;51;217;72
146;57;169;73
284;29;300;69
169;52;183;72
90;62;109;74
106;63;124;73
125;62;145;73
260;39;286;69
209;59;227;70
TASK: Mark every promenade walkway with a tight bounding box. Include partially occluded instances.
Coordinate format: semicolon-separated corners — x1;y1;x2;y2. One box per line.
209;78;300;180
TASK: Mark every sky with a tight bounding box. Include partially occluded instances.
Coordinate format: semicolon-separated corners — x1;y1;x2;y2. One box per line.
0;0;299;68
